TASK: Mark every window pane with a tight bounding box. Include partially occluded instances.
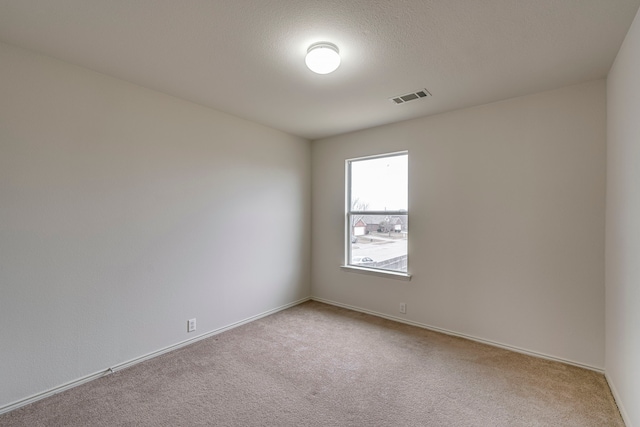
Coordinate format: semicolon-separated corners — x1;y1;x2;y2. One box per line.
350;154;408;212
350;214;408;273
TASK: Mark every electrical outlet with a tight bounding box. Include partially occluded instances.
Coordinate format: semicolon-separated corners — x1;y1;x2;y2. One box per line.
187;318;196;333
399;303;406;314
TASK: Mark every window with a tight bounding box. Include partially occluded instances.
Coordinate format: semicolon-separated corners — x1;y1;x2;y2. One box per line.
346;151;408;275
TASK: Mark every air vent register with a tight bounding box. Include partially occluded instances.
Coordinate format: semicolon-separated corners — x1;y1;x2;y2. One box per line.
390;89;432;105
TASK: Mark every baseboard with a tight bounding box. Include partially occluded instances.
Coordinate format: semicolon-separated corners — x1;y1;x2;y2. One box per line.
0;296;311;416
311;296;604;373
605;372;632;427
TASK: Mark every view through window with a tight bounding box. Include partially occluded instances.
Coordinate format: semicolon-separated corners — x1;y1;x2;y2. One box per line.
346;152;408;273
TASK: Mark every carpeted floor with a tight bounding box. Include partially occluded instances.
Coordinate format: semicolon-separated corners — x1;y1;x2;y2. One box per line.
1;301;624;426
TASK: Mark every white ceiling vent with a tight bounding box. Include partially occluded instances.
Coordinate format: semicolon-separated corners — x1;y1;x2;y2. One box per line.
390;89;432;105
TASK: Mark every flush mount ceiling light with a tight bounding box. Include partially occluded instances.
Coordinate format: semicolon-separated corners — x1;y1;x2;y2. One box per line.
305;42;341;74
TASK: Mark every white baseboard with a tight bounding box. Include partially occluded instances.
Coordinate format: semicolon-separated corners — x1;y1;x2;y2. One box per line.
605;372;632;427
311;296;604;373
0;296;311;416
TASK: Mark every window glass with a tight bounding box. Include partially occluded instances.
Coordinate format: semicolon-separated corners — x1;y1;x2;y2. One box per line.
347;152;408;274
350;155;408;212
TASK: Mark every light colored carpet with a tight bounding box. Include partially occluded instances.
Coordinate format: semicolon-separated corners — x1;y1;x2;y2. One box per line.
1;301;624;426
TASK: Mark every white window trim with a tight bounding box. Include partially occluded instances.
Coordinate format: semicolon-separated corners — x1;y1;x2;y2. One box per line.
340;264;412;280
344;151;410;279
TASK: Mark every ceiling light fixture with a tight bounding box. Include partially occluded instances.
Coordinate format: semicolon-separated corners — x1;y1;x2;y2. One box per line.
305;42;341;74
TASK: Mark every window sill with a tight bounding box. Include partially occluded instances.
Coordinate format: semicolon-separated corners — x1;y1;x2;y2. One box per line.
340;265;412;281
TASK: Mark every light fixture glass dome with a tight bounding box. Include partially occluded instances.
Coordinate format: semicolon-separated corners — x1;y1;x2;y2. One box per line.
305;42;340;74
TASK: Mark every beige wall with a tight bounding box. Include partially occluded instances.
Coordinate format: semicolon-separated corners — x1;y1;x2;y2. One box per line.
0;42;311;409
606;5;640;426
312;80;606;369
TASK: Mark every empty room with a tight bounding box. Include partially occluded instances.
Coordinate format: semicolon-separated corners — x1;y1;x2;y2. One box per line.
1;1;640;426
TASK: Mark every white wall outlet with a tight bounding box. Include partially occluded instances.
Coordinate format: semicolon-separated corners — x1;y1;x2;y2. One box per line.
187;318;196;333
399;303;406;314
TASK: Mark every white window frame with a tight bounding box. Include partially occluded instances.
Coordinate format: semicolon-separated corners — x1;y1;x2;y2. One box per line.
342;151;411;280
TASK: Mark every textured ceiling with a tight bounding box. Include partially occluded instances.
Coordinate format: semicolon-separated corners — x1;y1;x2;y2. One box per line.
1;0;639;140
